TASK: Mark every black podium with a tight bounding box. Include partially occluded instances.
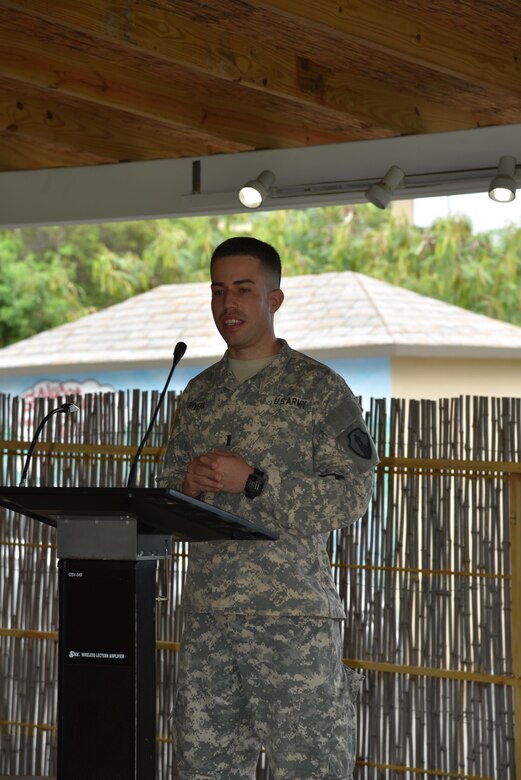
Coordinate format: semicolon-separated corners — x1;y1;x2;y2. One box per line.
0;486;277;780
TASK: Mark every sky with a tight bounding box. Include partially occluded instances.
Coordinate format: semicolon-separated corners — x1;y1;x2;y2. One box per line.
412;192;521;232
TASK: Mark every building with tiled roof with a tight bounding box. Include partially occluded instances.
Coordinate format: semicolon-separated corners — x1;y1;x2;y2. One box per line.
1;272;520;403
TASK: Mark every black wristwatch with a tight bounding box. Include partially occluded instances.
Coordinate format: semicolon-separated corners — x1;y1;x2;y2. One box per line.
244;468;267;499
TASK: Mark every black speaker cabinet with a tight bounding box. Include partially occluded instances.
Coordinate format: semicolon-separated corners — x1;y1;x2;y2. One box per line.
58;559;156;780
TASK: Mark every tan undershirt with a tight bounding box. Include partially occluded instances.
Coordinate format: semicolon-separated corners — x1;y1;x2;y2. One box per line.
228;354;277;384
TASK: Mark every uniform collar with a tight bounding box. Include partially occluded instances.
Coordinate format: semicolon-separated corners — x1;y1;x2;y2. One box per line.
215;339;292;391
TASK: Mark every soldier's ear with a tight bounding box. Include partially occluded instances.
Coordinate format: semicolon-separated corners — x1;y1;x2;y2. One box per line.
270;289;284;313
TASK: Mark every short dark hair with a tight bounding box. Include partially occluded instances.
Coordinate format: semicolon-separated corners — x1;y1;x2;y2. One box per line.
211;237;281;286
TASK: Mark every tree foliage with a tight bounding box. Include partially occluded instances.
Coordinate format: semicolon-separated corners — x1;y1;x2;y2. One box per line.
0;204;520;348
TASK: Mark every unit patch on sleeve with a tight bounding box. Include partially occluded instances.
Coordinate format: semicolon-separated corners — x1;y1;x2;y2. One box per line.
347;427;373;459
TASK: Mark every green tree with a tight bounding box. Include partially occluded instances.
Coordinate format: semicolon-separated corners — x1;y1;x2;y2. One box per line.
0;205;520;349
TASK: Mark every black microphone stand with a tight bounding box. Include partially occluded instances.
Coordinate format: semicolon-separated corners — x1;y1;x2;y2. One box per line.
19;402;79;487
126;342;187;488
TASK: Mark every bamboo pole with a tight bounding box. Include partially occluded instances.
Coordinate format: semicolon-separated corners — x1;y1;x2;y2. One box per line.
511;474;521;780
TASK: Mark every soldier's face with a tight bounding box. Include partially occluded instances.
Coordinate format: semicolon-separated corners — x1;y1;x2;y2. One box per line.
210;254;283;359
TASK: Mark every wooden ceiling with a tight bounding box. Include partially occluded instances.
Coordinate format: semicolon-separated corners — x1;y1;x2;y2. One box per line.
0;0;520;176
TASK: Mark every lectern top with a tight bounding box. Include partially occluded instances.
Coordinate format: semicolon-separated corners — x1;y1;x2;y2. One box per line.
0;486;278;543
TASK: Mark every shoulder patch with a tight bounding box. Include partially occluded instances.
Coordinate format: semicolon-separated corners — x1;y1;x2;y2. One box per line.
347;427;373;460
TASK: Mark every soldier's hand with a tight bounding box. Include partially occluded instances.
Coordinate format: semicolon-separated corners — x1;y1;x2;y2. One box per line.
210;451;253;494
182;451;253;496
182;452;224;496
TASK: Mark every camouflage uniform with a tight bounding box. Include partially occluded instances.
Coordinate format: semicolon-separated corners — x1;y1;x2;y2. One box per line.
158;340;378;779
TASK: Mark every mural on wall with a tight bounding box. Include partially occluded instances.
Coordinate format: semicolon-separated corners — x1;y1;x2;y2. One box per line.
22;378;115;403
15;378;116;437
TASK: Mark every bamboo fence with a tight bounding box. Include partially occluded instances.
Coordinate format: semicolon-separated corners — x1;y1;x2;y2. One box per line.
0;391;520;779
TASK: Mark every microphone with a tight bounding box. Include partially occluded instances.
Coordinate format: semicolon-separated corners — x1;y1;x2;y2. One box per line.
19;402;80;487
126;341;187;488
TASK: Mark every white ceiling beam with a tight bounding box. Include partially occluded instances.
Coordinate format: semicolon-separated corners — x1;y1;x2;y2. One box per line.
0;123;520;228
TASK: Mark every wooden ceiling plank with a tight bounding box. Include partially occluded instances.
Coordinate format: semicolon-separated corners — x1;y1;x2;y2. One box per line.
0;78;247;161
0;18;346;152
3;0;489;137
254;0;521;97
0;129;112;169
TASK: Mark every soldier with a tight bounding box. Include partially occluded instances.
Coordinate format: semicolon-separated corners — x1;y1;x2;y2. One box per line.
158;236;378;779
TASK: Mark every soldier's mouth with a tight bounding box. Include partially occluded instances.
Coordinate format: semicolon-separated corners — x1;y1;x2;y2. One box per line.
222;318;244;330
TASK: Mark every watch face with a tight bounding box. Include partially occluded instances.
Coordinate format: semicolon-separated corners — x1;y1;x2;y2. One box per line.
245;469;266;498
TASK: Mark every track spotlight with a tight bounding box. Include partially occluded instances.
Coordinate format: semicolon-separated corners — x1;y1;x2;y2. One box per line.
366;165;405;209
238;170;275;208
488;156;517;202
